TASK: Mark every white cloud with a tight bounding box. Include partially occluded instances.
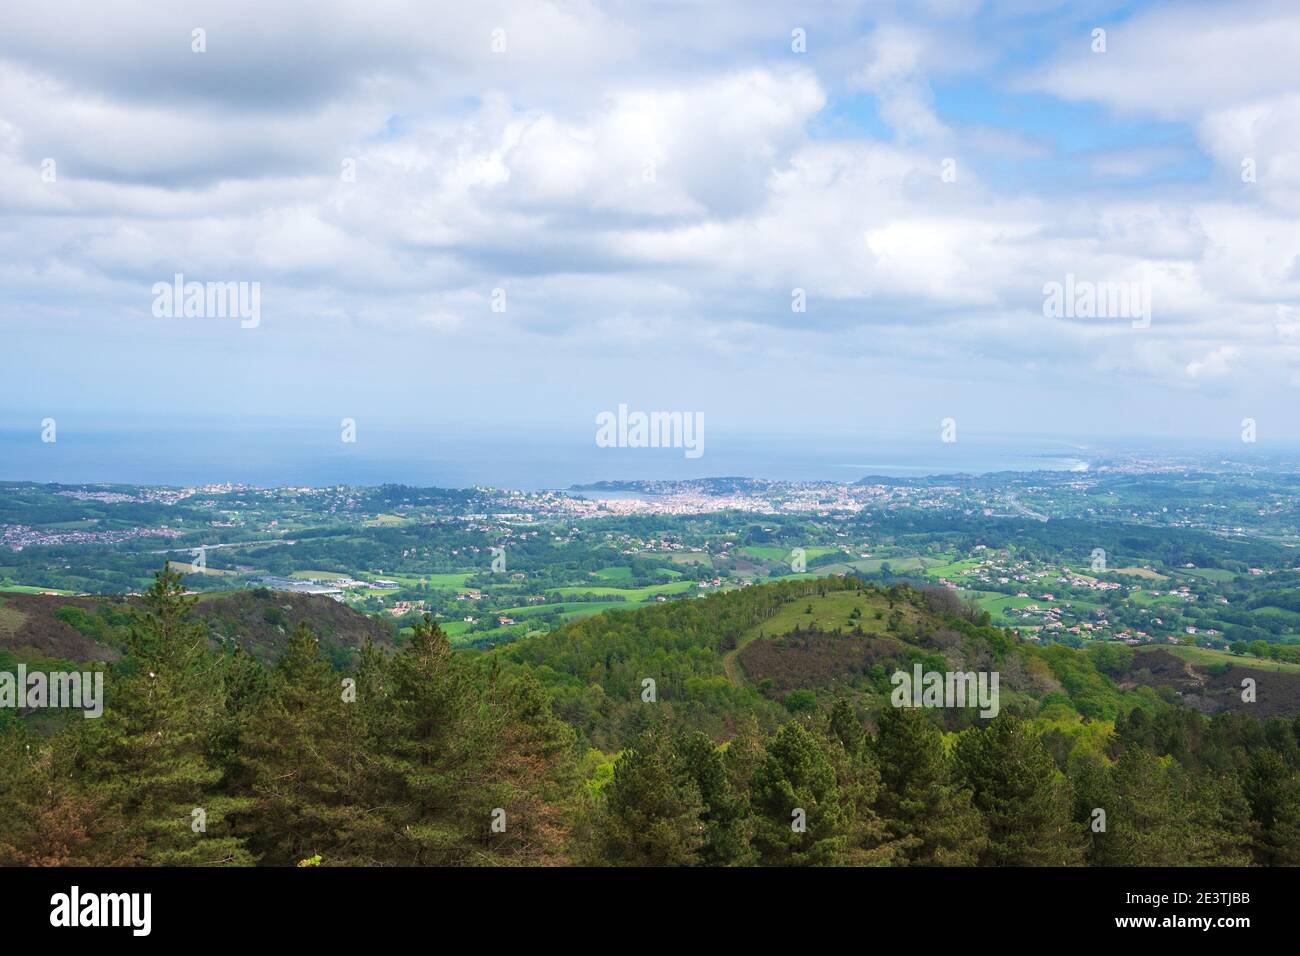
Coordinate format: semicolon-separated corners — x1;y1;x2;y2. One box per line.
849;24;949;141
3;0;1300;438
1186;345;1239;379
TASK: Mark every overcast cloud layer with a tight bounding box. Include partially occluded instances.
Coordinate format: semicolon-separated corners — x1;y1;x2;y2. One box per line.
2;0;1299;452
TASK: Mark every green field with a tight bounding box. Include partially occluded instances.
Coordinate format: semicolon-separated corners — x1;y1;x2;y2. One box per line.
664;552;713;568
1136;643;1300;675
1174;567;1239;583
363;514;407;527
548;580;697;601
1111;566;1168;581
502;594;679;621
175;564;241;577
1130;589;1185;607
737;545;795;561
1252;607;1300;626
736;545;839;563
819;555;945;575
742;588;919;645
423;572;475;589
976;593;1039;620
922;557;982;578
721;587;922;687
365;572;424;586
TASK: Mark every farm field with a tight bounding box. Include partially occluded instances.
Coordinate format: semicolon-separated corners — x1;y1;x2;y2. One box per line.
662;552;713;568
736;545;839;562
499;600;652;619
548;580;696;601
1111;566;1169;581
975;593;1039;620
175;564;242;577
1174;567;1239;583
1129;589;1186;606
820;555;946;575
422;572;475;588
363;514;407;527
921;557;981;578
1136;643;1300;675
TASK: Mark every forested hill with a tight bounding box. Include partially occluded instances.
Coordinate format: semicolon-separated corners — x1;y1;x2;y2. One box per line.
495;577;843;748
493;574;1300;751
0;587;394;672
494;576;1038;750
4;568;1300;867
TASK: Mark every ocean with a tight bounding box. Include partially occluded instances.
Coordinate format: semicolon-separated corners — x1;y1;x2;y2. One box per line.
0;424;1095;489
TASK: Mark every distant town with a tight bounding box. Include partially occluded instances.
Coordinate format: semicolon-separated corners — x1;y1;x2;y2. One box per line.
2;452;1297;662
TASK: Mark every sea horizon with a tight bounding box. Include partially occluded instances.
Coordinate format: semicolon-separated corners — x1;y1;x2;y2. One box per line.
0;425;1288;491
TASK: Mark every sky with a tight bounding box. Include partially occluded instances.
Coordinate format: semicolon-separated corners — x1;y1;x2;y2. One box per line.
2;0;1300;469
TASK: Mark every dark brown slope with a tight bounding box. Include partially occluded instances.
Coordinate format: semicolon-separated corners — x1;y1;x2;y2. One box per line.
0;589;395;665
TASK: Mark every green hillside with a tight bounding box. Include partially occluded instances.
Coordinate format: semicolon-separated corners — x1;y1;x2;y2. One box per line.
4;569;1300;869
0;588;395;670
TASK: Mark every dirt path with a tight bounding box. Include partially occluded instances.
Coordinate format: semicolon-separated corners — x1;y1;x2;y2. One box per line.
722;631;760;687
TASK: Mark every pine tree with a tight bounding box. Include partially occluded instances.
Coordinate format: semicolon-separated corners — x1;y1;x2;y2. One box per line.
821;703;901;866
1187;769;1254;866
721;714;767;793
675;729;753;865
0;726;128;865
81;565;253;865
750;721;850;865
954;714;1084;865
473;667;579;865
1244;748;1300;865
602;724;705;865
1089;747;1216;866
1069;752;1112;864
366;614;489;865
210;643;269;788
332;637;396;863
829;698;864;753
872;706;986;865
240;622;361;865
